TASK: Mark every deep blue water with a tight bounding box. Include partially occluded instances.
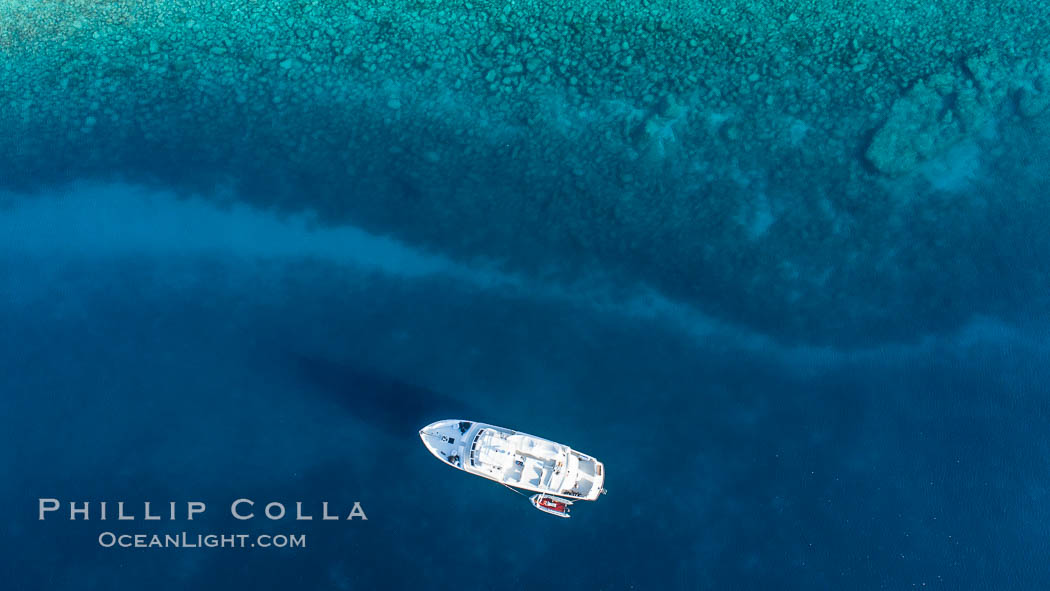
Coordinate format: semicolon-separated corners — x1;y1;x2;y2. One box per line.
4;0;1050;586
2;188;1049;589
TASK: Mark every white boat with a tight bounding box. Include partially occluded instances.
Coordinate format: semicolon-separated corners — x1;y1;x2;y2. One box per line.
419;420;606;512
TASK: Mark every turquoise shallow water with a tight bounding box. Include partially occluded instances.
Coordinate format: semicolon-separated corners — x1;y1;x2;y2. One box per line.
2;1;1050;588
3;0;1050;346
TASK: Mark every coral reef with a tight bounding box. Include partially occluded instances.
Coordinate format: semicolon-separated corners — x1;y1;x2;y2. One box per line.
865;52;1049;175
2;0;1050;345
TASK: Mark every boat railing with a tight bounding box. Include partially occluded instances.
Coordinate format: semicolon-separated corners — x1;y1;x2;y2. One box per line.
468;430;483;467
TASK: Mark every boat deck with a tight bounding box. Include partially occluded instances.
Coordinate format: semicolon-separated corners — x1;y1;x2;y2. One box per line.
469;428;569;491
421;420;605;501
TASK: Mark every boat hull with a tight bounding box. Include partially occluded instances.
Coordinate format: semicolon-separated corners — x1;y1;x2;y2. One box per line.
420;420;605;501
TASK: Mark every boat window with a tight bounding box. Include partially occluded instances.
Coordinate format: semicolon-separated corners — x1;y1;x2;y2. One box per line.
469;430;484;466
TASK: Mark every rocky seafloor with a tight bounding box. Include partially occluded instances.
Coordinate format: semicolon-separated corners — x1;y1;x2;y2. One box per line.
2;0;1049;346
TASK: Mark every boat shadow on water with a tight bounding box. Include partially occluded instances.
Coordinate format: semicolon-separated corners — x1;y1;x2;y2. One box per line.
289;353;474;436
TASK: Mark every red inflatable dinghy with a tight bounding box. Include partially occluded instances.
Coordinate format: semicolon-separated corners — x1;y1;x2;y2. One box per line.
529;494;573;518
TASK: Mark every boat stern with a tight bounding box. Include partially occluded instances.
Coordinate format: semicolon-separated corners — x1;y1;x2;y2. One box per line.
568;452;606;501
